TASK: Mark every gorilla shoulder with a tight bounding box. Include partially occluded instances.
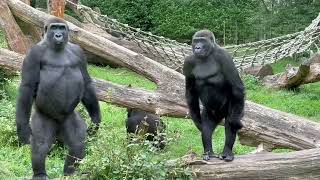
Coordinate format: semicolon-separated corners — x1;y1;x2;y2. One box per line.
67;43;86;58
183;55;196;76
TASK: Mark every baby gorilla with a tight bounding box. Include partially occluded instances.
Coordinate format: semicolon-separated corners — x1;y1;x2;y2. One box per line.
126;108;166;149
15;17;101;179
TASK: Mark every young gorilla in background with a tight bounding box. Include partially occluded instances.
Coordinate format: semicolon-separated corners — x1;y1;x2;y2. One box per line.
183;30;245;161
15;17;101;179
126;108;166;149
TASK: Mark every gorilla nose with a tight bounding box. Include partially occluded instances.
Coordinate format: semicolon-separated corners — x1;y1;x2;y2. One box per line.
55;34;62;38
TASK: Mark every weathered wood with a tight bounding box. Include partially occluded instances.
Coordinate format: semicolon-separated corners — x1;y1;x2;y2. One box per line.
244;64;273;79
0;0;30;54
263;54;320;89
5;0;320;151
2;47;320;151
48;0;65;18
190;148;320;179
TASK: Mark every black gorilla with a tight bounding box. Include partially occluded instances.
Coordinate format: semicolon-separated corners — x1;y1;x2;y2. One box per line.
15;17;101;179
183;30;245;161
126;108;166;149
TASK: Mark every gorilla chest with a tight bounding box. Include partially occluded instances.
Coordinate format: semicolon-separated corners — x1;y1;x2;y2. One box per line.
38;51;85;101
192;61;224;86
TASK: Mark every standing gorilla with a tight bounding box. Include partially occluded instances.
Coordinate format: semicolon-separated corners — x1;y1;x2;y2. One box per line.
183;30;245;161
16;17;101;179
126;108;166;149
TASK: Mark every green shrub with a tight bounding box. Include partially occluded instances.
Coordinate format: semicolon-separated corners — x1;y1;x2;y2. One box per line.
80;127;193;179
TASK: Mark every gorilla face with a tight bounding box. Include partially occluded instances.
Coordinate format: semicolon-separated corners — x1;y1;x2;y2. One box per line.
192;30;215;58
192;37;213;58
45;22;69;50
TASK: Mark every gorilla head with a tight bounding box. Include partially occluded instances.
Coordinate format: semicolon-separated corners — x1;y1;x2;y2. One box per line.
192;30;215;58
44;17;69;50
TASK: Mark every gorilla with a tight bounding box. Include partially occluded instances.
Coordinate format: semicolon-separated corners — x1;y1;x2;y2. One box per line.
183;30;245;161
126;108;166;149
15;17;101;179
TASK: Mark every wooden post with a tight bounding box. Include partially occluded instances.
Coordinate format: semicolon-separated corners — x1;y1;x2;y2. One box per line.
48;0;65;18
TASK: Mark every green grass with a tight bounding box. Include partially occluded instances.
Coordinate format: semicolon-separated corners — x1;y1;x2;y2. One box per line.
271;57;301;74
88;65;157;90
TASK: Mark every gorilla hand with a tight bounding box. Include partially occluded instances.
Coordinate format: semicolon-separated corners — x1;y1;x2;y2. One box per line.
17;124;31;145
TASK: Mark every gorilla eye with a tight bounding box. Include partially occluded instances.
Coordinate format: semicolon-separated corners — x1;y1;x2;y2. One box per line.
58;26;66;30
50;25;58;30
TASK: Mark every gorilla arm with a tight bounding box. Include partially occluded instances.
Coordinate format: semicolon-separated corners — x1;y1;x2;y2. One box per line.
183;56;202;131
16;47;41;144
79;50;101;132
219;50;244;129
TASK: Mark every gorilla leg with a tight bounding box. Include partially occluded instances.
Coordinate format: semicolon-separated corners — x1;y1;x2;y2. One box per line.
31;111;57;179
220;101;244;161
60;112;87;175
201;108;219;160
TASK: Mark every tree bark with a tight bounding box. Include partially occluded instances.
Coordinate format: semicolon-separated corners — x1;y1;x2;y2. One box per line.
5;0;320;151
0;0;30;54
188;148;320;179
263;54;320;89
47;0;65;18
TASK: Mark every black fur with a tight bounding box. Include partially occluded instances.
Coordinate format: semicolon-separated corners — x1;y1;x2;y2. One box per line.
183;30;245;161
15;17;101;179
126;108;166;149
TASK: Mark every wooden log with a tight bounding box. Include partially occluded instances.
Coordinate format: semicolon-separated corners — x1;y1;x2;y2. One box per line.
1;47;320;151
190;148;320;179
263;54;320;89
0;0;30;54
243;64;273;79
48;0;65;18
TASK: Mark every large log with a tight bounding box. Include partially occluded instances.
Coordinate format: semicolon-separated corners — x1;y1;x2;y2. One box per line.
0;0;30;54
263;54;320;89
5;0;320;151
190;148;320;179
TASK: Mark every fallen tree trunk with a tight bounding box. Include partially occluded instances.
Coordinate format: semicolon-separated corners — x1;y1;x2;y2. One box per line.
263;54;320;89
1;48;320;151
189;148;320;179
4;0;320;150
0;0;30;54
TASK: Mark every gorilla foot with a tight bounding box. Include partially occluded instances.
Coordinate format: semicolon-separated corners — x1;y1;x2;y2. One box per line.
32;174;48;180
219;153;234;162
202;152;219;161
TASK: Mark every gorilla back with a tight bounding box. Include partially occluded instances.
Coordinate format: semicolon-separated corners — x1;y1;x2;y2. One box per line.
15;17;101;179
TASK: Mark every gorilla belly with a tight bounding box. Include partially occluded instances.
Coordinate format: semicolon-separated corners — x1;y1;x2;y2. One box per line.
197;83;228;111
36;66;84;119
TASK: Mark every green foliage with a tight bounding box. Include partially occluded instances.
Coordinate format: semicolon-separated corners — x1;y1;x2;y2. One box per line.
81;126;193;179
81;0;320;44
0;30;8;48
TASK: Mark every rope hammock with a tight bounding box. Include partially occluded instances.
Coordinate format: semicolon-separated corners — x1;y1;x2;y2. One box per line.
67;0;320;71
